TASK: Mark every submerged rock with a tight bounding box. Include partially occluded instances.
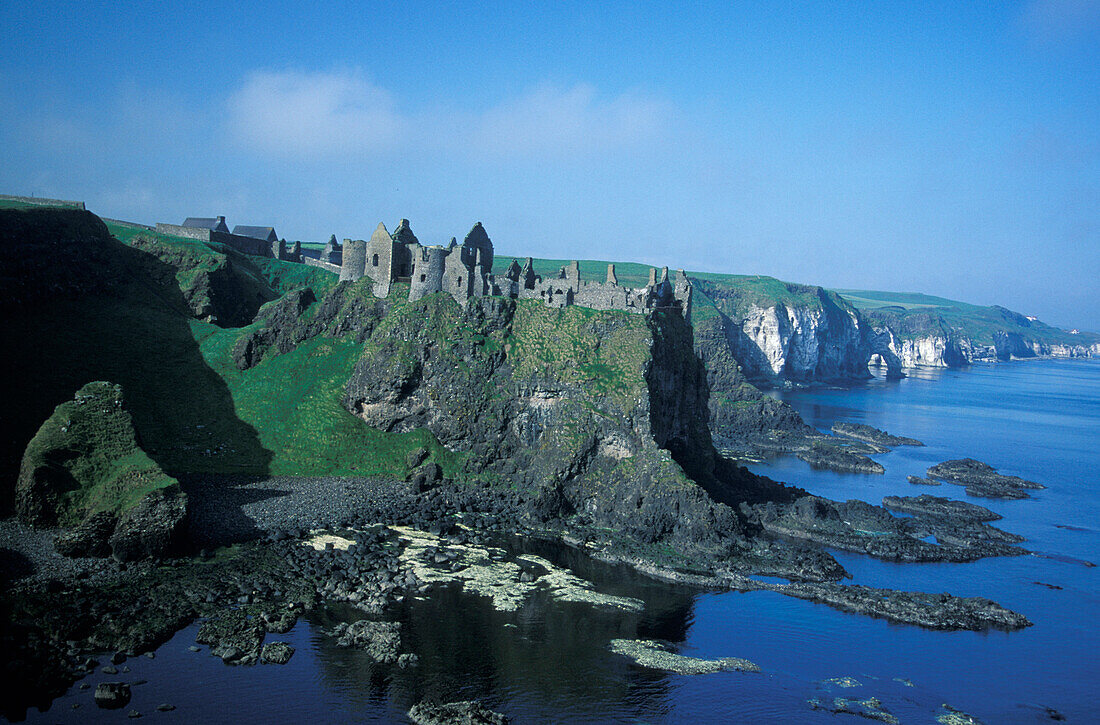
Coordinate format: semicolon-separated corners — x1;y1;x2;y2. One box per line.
822;676;862;688
936;703;986;724
907;475;941;486
408;700;508;725
609;638;760;675
93;682;131;709
809;695;898;723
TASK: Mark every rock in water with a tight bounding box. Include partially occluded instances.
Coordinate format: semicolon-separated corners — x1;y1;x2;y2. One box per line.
407;700;509;725
330;620;402;663
831;422;924;447
797;443;885;474
927;459;1045;499
196;610;265;665
93;682;131;709
882;495;1001;522
608;638;760;675
261;641;295;665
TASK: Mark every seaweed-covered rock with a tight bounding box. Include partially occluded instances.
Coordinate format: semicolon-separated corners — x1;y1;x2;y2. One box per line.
609;638;759;674
260;641;295;664
330;619;402;663
93;682;131;709
408;700;509;725
196;609;265;665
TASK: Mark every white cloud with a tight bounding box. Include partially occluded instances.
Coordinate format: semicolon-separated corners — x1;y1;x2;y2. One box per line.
226;70;403;156
224;70;675;161
469;84;675;158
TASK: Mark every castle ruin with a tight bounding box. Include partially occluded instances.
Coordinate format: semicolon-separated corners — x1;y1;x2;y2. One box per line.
338;219;692;321
155;216;300;261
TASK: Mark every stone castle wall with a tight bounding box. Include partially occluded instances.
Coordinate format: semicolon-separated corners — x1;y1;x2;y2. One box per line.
0;194;85;210
154;223;274;257
303;257;341;274
150;212;692;321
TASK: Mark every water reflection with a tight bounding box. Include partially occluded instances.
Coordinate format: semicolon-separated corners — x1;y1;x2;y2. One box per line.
308;537;700;722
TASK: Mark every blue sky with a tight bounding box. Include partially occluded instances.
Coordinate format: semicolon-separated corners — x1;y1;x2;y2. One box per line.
2;1;1098;328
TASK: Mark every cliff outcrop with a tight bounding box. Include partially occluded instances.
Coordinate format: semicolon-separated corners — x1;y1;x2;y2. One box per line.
863;304;1100;369
691;277;871;386
340;293;782;553
15;381;187;560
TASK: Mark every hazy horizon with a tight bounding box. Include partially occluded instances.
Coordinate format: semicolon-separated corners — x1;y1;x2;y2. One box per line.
2;1;1097;330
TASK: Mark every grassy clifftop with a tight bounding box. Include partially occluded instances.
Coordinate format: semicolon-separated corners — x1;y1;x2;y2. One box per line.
836;288;1099;346
494;254;841;324
3;207;715;520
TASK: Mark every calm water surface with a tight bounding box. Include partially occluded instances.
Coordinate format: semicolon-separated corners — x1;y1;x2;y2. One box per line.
23;360;1100;723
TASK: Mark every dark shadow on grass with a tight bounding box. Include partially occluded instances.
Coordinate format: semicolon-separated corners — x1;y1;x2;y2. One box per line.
0;208;273;513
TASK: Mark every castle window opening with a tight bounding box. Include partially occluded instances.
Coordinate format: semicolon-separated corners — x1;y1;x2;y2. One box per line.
420;274;426;282
372;254;379;266
457;276;462;288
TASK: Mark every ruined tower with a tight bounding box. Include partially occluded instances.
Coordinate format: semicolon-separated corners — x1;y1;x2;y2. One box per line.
363;222;395;296
460;222;494;273
340;237;367;282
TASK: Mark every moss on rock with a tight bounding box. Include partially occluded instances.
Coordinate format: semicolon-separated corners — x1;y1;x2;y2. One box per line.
15;382;179;528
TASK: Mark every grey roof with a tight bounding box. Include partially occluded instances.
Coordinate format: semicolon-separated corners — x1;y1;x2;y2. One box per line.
183;217;229;232
232;225;278;242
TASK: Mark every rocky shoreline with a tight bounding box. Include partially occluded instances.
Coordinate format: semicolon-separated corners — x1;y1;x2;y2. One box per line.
0;471;1038;720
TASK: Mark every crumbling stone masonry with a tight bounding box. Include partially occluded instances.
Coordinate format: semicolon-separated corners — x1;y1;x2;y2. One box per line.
339;219;692;320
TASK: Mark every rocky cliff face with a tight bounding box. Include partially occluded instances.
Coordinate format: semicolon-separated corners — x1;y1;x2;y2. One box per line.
867;309;1100;370
692;279;871;386
231;285;797;554
692;314;818;453
344;295;773;551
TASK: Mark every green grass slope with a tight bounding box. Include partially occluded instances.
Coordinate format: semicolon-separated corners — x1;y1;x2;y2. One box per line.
0;205;451;513
835;288;1098;346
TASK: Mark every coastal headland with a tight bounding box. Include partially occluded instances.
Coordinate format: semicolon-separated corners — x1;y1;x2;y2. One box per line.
0;197;1079;720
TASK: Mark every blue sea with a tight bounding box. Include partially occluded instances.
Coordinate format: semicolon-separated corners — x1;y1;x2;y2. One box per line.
22;359;1100;723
